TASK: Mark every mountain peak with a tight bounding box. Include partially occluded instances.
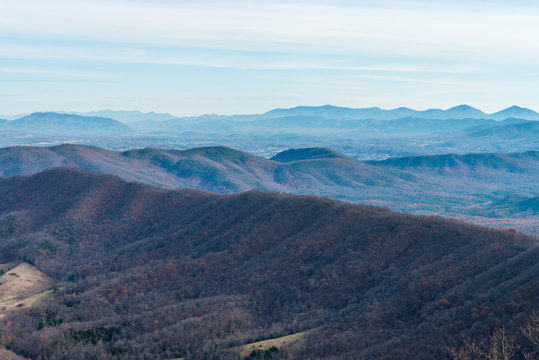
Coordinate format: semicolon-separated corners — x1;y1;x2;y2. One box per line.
445;104;486;117
506;105;525;110
490;106;539;120
448;104;477;111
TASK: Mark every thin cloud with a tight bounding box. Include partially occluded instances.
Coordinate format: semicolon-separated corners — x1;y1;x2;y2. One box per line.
0;44;477;74
1;0;538;114
1;0;538;60
0;66;105;78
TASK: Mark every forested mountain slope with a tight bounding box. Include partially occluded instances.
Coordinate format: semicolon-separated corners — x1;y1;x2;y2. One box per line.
0;168;536;359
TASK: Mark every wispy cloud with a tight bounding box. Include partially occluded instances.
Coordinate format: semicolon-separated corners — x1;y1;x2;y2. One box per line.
0;66;105;78
2;0;539;61
0;44;477;75
1;0;538;114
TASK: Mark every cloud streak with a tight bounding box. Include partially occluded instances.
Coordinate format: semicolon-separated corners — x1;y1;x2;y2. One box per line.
0;44;479;74
2;0;539;61
1;0;538;114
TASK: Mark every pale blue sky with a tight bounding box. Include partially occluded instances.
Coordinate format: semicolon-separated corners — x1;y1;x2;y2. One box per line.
1;0;539;116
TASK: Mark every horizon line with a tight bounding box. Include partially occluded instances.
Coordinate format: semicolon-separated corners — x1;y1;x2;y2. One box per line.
2;103;538;119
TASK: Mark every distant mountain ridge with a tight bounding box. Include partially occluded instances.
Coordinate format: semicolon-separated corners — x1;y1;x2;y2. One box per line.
260;104;539;121
73;110;178;124
115;105;539;139
3;105;538;129
7;112;132;133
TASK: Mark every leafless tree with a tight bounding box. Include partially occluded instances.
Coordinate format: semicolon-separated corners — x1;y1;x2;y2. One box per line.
522;311;538;360
448;313;539;360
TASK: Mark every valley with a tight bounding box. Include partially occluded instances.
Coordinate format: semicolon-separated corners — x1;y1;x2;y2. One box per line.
1;107;537;160
0;107;537;359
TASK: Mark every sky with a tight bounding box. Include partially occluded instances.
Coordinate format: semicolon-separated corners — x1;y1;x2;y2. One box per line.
1;0;539;116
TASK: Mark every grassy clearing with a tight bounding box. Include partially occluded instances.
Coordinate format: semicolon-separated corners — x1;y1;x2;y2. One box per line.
0;262;54;317
236;328;318;358
168;329;319;360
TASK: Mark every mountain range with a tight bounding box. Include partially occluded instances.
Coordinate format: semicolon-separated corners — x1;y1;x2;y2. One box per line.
105;105;539;135
0;108;537;163
8;105;534;123
240;104;539;121
0;144;536;234
0;106;536;359
0;168;536;359
2;105;539;134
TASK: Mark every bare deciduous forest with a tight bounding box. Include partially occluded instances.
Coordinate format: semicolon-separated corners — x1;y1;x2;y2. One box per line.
0;168;536;359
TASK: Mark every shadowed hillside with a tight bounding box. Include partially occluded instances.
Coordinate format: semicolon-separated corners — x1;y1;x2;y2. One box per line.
0;168;537;359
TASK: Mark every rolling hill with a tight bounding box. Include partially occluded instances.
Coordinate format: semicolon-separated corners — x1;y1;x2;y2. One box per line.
0;144;536;233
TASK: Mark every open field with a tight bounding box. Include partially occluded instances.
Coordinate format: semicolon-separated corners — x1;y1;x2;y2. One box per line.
0;262;54;317
236;328;318;358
